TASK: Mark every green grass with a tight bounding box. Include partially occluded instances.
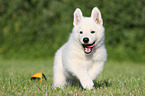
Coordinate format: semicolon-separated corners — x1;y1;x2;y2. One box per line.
0;60;144;95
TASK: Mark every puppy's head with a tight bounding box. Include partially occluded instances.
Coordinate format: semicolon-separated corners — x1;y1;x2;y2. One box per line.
72;7;104;55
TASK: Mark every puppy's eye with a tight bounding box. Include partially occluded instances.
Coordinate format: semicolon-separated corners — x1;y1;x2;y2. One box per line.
91;31;95;34
80;31;83;34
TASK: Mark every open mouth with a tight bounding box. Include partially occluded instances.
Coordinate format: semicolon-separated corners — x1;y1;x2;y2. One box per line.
82;41;96;54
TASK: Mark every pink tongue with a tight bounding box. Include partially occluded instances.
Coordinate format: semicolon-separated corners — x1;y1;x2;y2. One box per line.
84;43;95;53
85;47;91;53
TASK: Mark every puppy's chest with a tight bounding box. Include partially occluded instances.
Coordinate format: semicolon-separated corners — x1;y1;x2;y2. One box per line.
78;56;95;69
85;59;95;70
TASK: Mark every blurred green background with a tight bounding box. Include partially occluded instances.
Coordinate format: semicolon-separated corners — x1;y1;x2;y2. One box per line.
0;0;144;62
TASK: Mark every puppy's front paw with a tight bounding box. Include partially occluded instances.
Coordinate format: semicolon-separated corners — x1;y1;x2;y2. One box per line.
81;80;94;90
53;82;66;89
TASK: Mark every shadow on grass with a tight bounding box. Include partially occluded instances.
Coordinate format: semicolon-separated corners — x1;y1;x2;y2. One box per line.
94;79;112;88
68;79;112;89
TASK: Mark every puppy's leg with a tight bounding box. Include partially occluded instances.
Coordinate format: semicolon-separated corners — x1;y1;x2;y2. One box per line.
68;62;94;90
88;62;104;81
78;70;94;90
53;51;66;88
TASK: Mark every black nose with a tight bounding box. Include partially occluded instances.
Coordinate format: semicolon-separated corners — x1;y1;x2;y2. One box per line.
83;38;89;43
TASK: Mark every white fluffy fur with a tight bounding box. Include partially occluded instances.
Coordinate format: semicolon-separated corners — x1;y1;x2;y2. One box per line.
53;7;107;90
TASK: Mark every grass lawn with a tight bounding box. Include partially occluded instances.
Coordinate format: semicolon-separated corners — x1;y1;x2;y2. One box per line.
0;59;144;95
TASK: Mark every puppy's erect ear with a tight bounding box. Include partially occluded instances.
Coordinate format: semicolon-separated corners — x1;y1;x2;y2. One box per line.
91;7;103;25
73;8;83;26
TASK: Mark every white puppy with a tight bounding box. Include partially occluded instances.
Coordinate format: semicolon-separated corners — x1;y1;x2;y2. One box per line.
53;7;107;90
